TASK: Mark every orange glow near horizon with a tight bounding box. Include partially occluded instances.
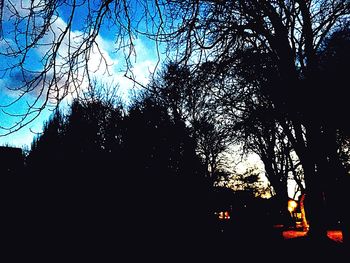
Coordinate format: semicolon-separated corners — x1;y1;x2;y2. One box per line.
282;230;343;243
288;200;298;213
327;230;343;243
299;194;309;231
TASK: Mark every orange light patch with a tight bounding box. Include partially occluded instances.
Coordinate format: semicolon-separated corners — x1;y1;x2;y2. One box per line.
288;200;298;212
282;229;343;243
327;230;343;243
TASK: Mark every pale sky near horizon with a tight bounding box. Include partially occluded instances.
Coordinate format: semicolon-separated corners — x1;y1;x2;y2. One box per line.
0;1;301;199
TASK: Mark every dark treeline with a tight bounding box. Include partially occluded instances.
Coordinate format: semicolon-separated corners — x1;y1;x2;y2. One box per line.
2;62;292;258
3;27;350;256
3;27;350;258
1;1;350;260
3;79;233;258
22;92;210;254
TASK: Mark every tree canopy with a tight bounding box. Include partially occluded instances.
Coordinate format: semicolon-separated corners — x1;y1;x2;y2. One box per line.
1;0;350;243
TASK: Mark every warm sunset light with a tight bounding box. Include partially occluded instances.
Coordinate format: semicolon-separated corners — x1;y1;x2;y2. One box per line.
288;200;298;213
1;1;349;258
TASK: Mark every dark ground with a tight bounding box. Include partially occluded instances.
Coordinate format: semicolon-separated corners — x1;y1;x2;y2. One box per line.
2;177;348;261
3;215;348;261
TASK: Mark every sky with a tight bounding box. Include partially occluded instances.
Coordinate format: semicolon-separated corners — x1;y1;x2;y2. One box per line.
0;1;300;199
0;1;161;149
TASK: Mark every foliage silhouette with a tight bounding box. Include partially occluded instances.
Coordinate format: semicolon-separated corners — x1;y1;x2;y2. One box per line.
164;2;350;240
1;0;350;253
149;62;232;179
24;87;218;254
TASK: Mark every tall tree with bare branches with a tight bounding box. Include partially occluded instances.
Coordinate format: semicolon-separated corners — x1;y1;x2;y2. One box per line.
1;0;350;241
155;0;350;240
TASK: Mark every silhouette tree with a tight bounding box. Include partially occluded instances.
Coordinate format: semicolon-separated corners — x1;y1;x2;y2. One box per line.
25;84;215;254
27;109;65;179
220;48;305;227
314;27;350;242
238;105;293;218
110;92;213;252
2;0;350;243
151;59;300;229
149;62;231;178
26;83;126;250
158;0;349;240
0;0;158;135
124;92;205;181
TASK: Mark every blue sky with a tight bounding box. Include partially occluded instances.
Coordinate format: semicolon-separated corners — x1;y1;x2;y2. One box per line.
0;1;161;148
0;1;300;198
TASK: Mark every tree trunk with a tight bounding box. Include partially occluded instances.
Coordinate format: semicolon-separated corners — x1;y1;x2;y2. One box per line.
299;193;309;231
323;126;350;245
302;124;328;241
304;184;327;240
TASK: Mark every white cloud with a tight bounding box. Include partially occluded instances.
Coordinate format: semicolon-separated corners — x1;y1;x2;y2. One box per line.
0;5;160;145
2;1;160;103
89;36;158;103
36;16;158;104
